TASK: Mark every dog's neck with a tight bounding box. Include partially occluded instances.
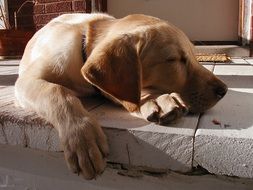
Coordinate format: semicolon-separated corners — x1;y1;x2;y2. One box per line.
81;35;87;62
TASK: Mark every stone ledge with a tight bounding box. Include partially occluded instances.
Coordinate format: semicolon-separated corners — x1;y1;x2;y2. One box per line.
0;85;198;173
92;103;199;172
193;64;253;178
1;60;253;178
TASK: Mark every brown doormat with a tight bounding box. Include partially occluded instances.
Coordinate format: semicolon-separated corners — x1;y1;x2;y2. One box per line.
196;53;230;62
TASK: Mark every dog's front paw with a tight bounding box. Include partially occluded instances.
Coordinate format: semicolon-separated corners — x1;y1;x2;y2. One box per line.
61;118;109;180
140;93;188;125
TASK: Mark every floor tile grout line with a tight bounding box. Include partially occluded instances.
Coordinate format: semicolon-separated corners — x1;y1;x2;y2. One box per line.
191;113;203;169
212;63;215;73
191;61;213;168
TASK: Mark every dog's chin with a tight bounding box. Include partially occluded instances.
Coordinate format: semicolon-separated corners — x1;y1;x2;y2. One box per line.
188;107;205;114
182;93;223;114
188;101;218;114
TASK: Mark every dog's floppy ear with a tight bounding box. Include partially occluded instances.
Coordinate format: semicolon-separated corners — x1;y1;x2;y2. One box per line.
81;35;141;112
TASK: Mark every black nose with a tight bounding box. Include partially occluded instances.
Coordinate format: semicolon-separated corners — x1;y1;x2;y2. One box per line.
214;86;228;99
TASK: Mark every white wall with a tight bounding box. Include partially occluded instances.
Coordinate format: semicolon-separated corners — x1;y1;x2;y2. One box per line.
108;0;239;41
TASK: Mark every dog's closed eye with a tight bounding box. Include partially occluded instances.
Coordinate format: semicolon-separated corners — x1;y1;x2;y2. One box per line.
166;56;187;64
166;57;177;63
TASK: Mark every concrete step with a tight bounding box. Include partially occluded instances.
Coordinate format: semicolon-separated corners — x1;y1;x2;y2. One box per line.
194;64;253;178
0;60;253;179
91;102;199;173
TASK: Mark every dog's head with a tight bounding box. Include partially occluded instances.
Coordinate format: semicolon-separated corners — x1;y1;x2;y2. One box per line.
82;14;227;113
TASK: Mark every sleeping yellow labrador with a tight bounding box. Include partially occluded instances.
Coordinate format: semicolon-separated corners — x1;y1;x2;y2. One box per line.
15;13;227;179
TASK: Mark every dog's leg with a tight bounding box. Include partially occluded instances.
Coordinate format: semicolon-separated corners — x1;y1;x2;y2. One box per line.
15;76;109;179
139;90;189;125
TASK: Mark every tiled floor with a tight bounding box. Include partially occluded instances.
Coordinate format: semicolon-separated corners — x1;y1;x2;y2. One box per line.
0;59;252;178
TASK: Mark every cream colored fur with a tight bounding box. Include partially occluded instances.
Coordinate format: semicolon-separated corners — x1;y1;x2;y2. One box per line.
15;13;227;179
